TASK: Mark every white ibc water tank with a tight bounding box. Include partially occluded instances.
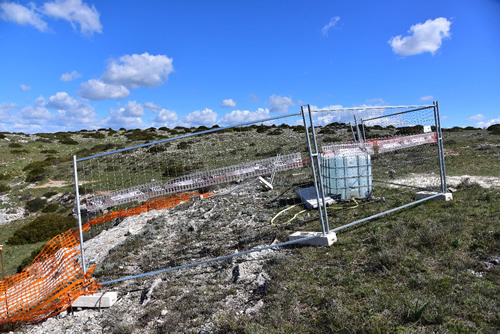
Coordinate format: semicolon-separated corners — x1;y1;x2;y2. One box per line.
320;144;373;200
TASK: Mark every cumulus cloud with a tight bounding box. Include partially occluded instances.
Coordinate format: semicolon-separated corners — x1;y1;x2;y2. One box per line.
46;91;96;126
221;99;237;108
144;102;162;111
420;95;434;102
101;53;174;89
19;96;52;124
60;70;82;81
0;2;48;31
184;108;218;127
389;17;451;56
247;94;259;103
0;0;102;36
219;108;270;126
268;94;295;114
105;108;146;129
43;0;102;35
321;16;340;36
79;79;130;100
121;101;144;117
477;117;500;129
153;108;178;128
466;114;485;122
20;84;32;91
0;102;20;118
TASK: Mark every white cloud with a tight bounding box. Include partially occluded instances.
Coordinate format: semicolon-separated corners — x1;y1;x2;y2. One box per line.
79;79;130;100
247;94;259;103
46;91;96;126
121;101;144;117
321;16;340;37
0;102;20;118
153;108;178;128
389;17;451;56
268;94;295;114
0;2;48;31
19;96;52;124
219;108;270;126
60;70;82;81
420;95;434;102
144;102;162;111
366;98;386;105
466;114;485;122
101;53;174;89
43;0;102;36
105;107;146;129
477;117;500;128
221;98;237;108
20;84;32;91
184;108;217;127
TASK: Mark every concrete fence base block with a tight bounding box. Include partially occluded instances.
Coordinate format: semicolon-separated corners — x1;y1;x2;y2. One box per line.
415;191;453;201
72;292;118;308
289;231;337;247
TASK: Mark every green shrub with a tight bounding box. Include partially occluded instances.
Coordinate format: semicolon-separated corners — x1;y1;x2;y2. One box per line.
25;198;47;212
487;124;500;135
8;142;23;148
26;167;47;183
0;133;5;139
256;126;268;133
292;125;305;132
268;129;283;136
177;141;190;150
10;149;29;154
0;173;8;181
59;138;79;145
42;191;58;198
0;184;10;193
7;214;78;245
82;132;106;139
40;149;58;154
42;203;60;213
162;160;184;178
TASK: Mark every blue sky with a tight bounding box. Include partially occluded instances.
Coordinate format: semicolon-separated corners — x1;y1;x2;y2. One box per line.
0;0;499;133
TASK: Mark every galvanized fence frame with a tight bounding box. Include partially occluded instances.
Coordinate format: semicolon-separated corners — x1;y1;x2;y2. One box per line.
72;102;447;285
307;102;447;233
73;110;327;281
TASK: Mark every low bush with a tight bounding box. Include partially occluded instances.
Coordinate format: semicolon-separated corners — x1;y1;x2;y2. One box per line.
59;138;79;145
7;214;78;245
40;149;58;154
487;124;500;135
10;149;29;154
177;141;190;150
8;142;23;148
26;167;47;183
82;132;106;139
42;203;60;213
0;184;10;193
162;160;184;178
268;129;283;136
25;198;47;212
42;191;58;198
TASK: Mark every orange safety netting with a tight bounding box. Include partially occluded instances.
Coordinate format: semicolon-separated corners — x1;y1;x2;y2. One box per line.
0;192;212;325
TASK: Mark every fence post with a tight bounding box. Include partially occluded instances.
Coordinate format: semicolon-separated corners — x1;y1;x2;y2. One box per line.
301;105;328;235
73;155;87;274
433;101;448;193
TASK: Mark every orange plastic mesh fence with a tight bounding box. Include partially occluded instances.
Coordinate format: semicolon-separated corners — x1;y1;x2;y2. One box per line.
0;192;211;325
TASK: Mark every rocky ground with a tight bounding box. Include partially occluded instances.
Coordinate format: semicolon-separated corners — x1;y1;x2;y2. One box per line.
16;182;299;333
